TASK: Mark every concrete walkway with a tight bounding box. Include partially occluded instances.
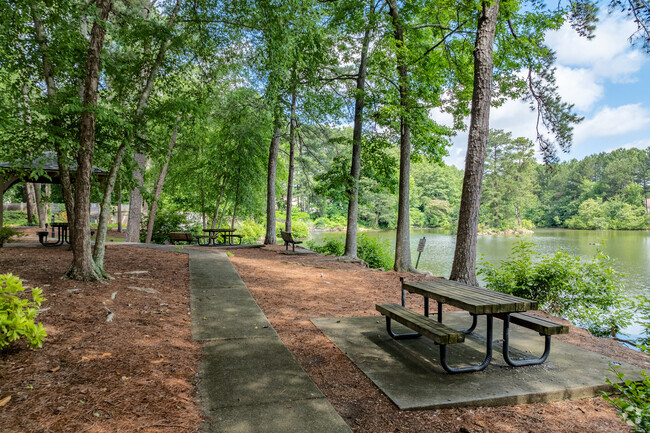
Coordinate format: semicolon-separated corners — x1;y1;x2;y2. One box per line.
189;249;351;433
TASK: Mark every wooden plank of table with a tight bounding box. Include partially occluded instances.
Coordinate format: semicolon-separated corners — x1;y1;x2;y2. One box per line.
403;280;537;315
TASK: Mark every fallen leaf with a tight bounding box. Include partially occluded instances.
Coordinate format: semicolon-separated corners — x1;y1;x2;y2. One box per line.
0;396;10;407
150;358;165;364
49;366;60;372
101;353;111;358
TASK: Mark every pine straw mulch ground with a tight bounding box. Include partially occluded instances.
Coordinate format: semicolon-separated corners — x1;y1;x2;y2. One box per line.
228;244;650;433
0;244;200;433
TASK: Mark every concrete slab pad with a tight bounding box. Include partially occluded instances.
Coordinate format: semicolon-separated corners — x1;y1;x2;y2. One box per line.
203;399;351;433
312;313;642;410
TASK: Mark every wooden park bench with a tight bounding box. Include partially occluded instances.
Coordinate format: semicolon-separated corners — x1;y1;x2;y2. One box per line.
495;312;569;366
169;232;194;245
229;234;244;244
281;230;303;252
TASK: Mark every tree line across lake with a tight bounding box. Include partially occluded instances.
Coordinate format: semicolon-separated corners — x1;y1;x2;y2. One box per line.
301;130;650;232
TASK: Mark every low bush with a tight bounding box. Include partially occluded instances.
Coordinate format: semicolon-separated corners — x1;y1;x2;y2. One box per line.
0;227;21;245
307;234;392;270
478;239;631;337
307;237;345;256
357;233;392;269
0;273;47;350
237;219;265;243
3;210;30;226
140;210;188;244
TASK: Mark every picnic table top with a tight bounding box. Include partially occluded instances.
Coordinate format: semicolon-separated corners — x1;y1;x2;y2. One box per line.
203;228;235;233
50;222;69;227
402;279;538;315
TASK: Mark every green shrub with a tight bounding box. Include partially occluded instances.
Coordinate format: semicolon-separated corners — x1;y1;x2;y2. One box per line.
307;234;391;270
3;210;30;226
307;238;345;256
357;233;392;269
478;239;631;337
0;273;47;350
603;367;650;432
290;220;310;238
237;219;265;244
0;227;21;245
140;210;188;244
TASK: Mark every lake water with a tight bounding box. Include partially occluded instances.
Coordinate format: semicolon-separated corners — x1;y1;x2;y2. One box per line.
310;228;650;337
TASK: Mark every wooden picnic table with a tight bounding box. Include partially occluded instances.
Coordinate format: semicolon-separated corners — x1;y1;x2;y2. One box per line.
39;222;70;247
201;228;236;246
376;279;566;373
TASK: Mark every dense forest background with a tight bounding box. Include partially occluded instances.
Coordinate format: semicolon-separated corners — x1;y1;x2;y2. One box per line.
280;129;650;232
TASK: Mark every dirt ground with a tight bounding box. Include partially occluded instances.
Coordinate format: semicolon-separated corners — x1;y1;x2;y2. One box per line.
0;244;200;433
2;237;649;433
228;244;650;433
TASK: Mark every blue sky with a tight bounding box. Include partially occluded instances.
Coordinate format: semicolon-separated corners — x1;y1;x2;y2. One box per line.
443;11;650;168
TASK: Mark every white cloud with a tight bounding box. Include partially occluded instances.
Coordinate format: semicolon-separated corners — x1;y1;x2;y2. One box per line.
546;14;644;82
617;138;650;151
554;66;603;111
574;104;650;142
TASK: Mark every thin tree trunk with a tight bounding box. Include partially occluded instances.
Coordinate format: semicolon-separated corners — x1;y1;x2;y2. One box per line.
44;184;50;222
124;152;146;242
66;0;113;281
218;195;230;229
344;25;371;258
117;183;122;232
34;183;46;228
30;4;75;238
286;90;297;233
450;0;500;285
210;177;227;229
265;110;282;244
388;0;414;272
25;184;35;225
121;0;184;243
231;179;240;230
145;117;180;243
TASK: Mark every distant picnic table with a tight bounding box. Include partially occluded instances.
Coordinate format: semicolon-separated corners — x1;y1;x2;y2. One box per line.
38;222;70;247
377;278;568;374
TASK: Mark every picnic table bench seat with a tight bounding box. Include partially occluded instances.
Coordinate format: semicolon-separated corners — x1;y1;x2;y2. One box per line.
494;312;568;367
37;230;49;243
496;312;569;336
281;230;303;252
376;303;465;345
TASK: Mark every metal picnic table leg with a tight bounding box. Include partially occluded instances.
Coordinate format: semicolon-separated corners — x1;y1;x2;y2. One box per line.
437;301;477;334
439;315;493;374
501;313;552;367
384;316;421;340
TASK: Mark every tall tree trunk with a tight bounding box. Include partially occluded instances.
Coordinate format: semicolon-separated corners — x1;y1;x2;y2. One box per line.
344;25;371;258
145;117;180;243
285;90;297;233
231;179;240;230
265;110;282;244
44;184;50;222
93;143;128;267
388;0;414;272
66;0;113;281
34;183;46;228
117;0;184;244
211;176;227;229
117;185;122;232
124;152;146;242
25;183;35;225
30;4;76;238
450;0;500;285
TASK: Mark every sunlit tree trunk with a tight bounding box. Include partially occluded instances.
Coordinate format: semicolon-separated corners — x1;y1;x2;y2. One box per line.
450;0;500;285
25;183;35;225
285;90;297;233
344;25;371;258
388;0;414;272
265;109;282;244
145;117;180;243
66;0;113;281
